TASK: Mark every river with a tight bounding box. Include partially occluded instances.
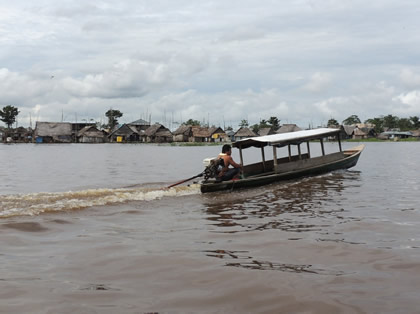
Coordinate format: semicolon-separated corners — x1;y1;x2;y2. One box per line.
0;142;419;313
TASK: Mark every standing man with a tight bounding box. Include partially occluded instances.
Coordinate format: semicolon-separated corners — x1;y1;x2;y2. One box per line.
218;144;242;181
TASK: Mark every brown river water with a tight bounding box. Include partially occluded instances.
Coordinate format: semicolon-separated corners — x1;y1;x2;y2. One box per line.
1;142;419;313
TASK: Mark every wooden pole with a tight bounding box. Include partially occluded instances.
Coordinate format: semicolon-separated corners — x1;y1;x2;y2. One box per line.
320;138;325;156
239;147;244;166
261;147;266;172
298;144;302;160
306;141;311;158
273;145;278;173
288;144;292;161
337;134;342;152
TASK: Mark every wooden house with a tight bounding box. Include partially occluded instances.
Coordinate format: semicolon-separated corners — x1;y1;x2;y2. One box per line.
208;127;227;142
191;127;210;142
77;125;106;143
34;122;73;143
233;127;257;141
108;124;140;143
276;124;302;134
128;119;151;133
258;127;275;136
143;124;173;143
173;125;193;142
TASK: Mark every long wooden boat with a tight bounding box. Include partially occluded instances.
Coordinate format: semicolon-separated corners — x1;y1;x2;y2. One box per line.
200;128;364;193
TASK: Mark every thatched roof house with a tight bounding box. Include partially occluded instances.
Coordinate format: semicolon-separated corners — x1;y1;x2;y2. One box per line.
191;127;210;142
143;124;173;143
128;118;151;132
77;125;106;143
190;126;227;142
276;124;302;134
109;124;140;142
233;127;257;141
208;127;227;142
34;122;73;143
258;127;275;136
173;125;193;142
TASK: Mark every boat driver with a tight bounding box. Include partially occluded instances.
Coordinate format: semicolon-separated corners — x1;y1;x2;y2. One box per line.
217;144;242;181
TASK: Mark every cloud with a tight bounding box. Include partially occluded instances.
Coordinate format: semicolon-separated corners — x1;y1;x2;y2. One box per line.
2;1;420;129
400;69;420;87
303;72;332;92
393;91;420;115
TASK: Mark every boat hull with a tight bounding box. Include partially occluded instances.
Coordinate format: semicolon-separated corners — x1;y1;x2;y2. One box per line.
200;145;364;193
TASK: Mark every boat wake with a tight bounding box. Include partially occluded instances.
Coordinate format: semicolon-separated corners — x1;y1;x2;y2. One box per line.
0;185;200;218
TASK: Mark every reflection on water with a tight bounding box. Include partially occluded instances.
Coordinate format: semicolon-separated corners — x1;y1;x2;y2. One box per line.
203;171;362;234
203;249;347;275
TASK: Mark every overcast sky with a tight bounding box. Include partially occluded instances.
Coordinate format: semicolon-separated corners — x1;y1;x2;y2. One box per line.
1;0;420;129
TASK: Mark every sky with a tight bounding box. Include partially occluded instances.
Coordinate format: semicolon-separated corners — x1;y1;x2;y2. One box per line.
1;0;420;130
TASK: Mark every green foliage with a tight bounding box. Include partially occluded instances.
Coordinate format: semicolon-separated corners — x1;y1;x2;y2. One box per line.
342;115;361;125
239;119;249;128
182;119;201;126
250;116;281;133
410;116;420;128
327;118;339;127
382;114;399;130
0;105;20;128
364;117;384;133
267;116;280;130
105;109;123;129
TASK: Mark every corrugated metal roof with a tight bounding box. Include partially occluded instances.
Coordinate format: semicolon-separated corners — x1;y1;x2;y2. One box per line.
233;128;340;149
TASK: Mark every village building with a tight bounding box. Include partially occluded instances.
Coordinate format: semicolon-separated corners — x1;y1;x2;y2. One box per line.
173;125;194;142
142;124;173;143
191;127;210;142
378;130;413;140
410;129;420;138
190;126;227;142
0;128;5;142
127;118;151;133
276;124;302;134
225;129;235;142
34;122;73;143
233;127;257;141
77;125;107;143
108;124;140;143
258;127;275;136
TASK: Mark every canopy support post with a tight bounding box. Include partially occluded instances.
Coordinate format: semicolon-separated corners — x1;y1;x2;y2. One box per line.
337;134;342;152
261;147;266;172
273;145;278;173
298;144;302;160
320;138;325;156
239;147;244;166
306;141;311;158
288;144;292;161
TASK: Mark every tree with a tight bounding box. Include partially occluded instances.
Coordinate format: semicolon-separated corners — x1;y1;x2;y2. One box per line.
410;116;420;129
267;116;280;130
239;119;249;128
382;114;399;130
397;118;412;131
0;105;20;128
183;119;201;126
105;109;123;129
342;115;361;125
365;117;384;133
327;118;339;127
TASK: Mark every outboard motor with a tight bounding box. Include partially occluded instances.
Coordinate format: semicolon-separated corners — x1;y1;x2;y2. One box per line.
202;157;224;181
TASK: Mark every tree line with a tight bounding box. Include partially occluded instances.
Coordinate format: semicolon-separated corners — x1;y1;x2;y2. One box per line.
1;105;420;134
328;114;420;133
0;105;124;130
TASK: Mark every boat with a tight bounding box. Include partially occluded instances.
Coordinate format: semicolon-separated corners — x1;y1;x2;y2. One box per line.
200;128;364;193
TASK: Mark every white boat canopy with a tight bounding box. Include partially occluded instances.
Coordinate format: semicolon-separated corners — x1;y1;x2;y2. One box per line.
233;128;341;149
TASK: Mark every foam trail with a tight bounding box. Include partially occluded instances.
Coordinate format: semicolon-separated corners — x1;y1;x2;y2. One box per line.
0;185;200;218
